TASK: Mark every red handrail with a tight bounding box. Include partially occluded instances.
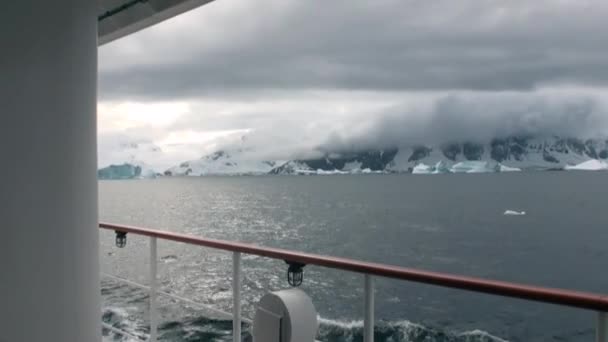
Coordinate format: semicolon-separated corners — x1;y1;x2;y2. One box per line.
100;222;608;312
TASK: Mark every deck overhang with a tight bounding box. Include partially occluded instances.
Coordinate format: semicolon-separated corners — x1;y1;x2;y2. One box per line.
98;0;216;46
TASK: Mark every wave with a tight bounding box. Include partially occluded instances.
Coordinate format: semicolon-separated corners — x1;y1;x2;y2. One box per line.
102;306;147;341
317;317;508;342
101;306;507;342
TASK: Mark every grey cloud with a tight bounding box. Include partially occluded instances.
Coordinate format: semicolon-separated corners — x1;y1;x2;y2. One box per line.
160;91;608;161
99;0;608;100
319;92;608;153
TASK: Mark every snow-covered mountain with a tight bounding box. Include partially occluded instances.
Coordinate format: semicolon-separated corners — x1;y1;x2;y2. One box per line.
164;150;280;176
102;135;608;178
270;136;608;175
269;149;397;175
387;136;608;172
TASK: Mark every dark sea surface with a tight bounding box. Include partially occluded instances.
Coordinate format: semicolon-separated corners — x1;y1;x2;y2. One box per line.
99;173;608;342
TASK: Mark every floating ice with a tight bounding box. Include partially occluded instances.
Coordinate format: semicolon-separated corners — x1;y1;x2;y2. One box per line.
499;164;522;172
504;210;526;216
564;159;608;171
316;169;349;175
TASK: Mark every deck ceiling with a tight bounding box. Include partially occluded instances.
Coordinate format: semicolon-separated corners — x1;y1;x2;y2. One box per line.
98;0;216;46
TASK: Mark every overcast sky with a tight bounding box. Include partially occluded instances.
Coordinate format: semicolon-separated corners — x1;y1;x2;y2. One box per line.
98;0;608;167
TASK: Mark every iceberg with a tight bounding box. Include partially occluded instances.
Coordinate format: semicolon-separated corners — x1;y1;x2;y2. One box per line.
498;164;521;172
97;163;152;180
412;163;434;174
450;161;497;173
412;161;451;174
432;161;450;174
360;168;383;174
316;169;349;175
564;159;608;171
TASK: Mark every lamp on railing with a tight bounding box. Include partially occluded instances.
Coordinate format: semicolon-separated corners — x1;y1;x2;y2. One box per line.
285;261;306;287
115;231;127;248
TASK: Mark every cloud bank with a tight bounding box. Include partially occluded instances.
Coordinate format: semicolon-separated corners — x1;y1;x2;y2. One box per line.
319;90;608;153
98;0;608;167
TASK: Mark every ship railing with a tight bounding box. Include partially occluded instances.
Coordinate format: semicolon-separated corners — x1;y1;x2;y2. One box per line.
99;222;608;342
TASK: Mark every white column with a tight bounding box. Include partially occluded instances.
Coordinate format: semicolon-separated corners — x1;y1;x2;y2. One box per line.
0;1;100;342
233;252;242;342
149;237;158;342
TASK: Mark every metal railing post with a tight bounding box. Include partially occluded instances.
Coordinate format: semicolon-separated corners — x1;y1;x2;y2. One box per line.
364;274;375;342
233;252;242;342
598;312;608;342
150;237;158;342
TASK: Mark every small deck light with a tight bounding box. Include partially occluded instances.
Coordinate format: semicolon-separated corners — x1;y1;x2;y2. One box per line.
115;231;127;248
285;261;306;287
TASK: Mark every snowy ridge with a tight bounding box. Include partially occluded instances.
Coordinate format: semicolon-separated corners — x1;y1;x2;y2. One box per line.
165;150;280;176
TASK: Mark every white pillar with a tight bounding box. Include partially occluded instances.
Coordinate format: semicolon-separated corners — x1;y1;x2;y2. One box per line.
0;1;100;342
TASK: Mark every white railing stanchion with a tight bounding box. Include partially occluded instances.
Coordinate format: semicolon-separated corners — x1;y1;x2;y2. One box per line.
233;252;242;342
364;274;375;342
149;237;158;342
598;312;608;342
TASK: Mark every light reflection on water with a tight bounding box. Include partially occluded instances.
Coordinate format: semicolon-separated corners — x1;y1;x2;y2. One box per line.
100;173;608;341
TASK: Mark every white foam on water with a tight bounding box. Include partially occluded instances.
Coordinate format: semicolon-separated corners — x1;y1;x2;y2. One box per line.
317;316;509;342
458;329;510;342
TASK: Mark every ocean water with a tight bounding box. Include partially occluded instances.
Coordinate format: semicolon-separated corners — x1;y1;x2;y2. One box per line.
99;173;608;342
